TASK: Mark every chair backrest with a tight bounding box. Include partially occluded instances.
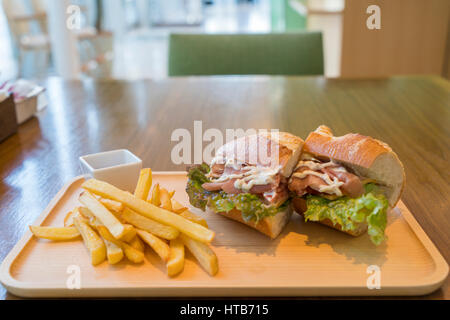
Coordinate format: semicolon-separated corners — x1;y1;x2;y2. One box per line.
30;0;48;32
168;32;324;76
2;0;31;37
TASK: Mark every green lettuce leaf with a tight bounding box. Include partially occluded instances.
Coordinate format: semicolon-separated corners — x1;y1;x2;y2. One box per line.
186;164;288;223
208;192;289;223
185;163;212;211
303;184;389;245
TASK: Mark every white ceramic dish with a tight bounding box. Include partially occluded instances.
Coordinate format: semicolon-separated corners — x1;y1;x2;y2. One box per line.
79;149;142;192
15;96;38;124
15;86;45;124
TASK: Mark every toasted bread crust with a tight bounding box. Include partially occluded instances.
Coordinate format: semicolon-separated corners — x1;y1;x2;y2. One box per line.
259;131;304;154
215;132;304;177
259;132;304;177
304;125;392;168
216;206;293;239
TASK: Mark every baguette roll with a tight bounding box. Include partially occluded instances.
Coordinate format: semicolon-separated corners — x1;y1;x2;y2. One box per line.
206;132;303;238
303;125;405;207
291;125;405;238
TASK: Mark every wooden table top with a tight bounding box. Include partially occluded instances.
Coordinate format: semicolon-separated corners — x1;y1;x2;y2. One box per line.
0;75;448;299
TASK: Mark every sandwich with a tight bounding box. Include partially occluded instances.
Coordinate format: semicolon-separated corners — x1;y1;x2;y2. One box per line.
288;125;405;245
186;132;304;239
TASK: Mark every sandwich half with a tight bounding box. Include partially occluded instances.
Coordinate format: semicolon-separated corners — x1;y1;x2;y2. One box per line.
288;125;405;245
186;132;304;239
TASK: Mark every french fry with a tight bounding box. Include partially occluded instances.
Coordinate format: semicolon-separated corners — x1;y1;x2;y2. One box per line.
97;225;144;263
110;209;126;223
29;226;80;241
121;242;144;263
63;211;77;227
180;210;208;228
80;208;141;263
134;168;152;200
167;238;184;277
160;188;172;211
99;198;124;212
103;238;124;264
136;229;170;262
77;206;89;218
150;183;161;206
171;199;188;214
79;191;126;240
78;207;102;228
128;235;145;252
73;216;106;266
180;234;218;276
28;173;219;276
120;224;137;243
122;208;179;240
80;206;136;245
82;179;215;243
170;200;208;228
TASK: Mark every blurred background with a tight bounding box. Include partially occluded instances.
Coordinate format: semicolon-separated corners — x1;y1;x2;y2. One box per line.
0;0;449;81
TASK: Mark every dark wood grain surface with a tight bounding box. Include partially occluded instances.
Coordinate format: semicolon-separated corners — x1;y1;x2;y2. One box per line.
0;75;448;299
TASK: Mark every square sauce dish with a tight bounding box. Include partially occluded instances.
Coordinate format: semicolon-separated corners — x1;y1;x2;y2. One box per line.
79;149;142;192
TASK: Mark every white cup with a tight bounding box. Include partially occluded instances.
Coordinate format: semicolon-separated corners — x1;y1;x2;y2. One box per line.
79;149;142;192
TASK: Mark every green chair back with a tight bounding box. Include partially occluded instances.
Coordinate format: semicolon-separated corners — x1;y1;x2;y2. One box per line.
168;32;324;76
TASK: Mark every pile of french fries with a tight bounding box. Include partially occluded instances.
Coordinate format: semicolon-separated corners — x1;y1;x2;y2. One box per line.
29;168;218;277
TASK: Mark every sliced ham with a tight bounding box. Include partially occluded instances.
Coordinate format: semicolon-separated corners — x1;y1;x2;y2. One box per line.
322;167;364;198
202;181;226;191
288;173;327;197
203;162;288;205
289;162;364;198
202;177;277;194
210;163;225;176
221;179;240;194
264;185;289;206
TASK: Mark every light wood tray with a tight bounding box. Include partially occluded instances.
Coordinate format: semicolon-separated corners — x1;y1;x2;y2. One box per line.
0;172;448;297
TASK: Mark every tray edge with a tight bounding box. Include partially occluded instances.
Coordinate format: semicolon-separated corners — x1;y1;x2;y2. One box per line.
0;175;87;296
1;173;448;297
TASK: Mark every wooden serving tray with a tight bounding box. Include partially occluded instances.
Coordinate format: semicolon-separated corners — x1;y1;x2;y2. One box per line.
0;172;448;297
